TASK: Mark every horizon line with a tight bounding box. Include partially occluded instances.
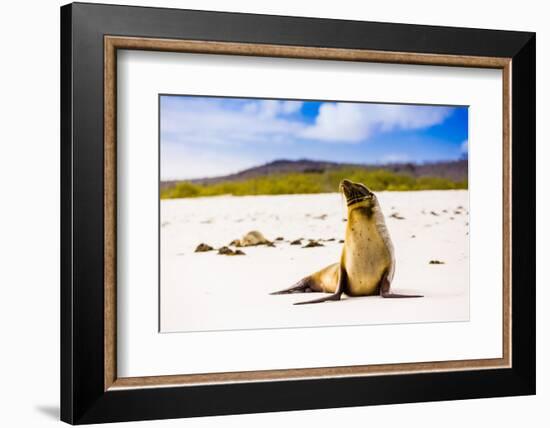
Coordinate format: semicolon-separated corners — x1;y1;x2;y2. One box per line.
161;156;467;182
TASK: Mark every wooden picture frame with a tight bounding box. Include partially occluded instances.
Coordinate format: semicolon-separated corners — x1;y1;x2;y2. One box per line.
61;2;535;424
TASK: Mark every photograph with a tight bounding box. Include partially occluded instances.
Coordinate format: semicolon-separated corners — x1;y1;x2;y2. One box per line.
159;95;470;333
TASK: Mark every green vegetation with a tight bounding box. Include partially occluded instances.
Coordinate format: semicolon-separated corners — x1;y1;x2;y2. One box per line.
161;168;468;199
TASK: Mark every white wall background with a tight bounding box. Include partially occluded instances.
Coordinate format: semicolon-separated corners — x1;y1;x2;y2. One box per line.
0;1;545;427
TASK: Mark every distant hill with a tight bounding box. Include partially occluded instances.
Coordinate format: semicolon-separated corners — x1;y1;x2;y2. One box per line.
161;158;467;189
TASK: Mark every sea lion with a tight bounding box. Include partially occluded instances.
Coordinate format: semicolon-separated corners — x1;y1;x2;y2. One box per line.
230;230;272;247
271;179;422;304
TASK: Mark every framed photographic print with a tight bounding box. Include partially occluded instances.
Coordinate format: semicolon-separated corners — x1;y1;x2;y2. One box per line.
60;2;535;424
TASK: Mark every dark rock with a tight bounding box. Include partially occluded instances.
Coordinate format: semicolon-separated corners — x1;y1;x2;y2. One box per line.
389;212;405;220
303;240;324;248
218;246;233;255
217;246;246;256
195;243;214;252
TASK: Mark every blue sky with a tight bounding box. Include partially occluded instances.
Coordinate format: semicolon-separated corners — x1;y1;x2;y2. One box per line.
160;95;468;180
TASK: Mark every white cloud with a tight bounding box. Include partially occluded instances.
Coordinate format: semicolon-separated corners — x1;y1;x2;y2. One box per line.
301;103;454;143
281;100;304;114
161;98;306;147
161;142;261;180
461;139;468;153
242;100;304;118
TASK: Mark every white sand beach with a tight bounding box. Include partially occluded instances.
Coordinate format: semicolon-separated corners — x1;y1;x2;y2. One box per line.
160;190;469;333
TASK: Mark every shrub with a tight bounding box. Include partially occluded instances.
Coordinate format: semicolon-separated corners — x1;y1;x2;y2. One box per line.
160;168;468;199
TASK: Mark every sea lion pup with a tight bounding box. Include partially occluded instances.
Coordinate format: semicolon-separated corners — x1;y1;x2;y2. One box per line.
271;179;423;304
230;230;271;247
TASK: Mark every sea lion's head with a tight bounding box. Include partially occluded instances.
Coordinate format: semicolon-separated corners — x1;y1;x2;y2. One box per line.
340;179;376;208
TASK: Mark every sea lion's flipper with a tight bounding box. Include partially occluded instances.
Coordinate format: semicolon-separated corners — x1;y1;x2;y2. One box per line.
294;266;347;305
270;277;315;295
379;272;423;298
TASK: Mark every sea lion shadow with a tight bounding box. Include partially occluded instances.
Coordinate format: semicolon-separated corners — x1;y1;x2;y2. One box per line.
342;295;384;303
343;292;426;302
298;294;377;304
